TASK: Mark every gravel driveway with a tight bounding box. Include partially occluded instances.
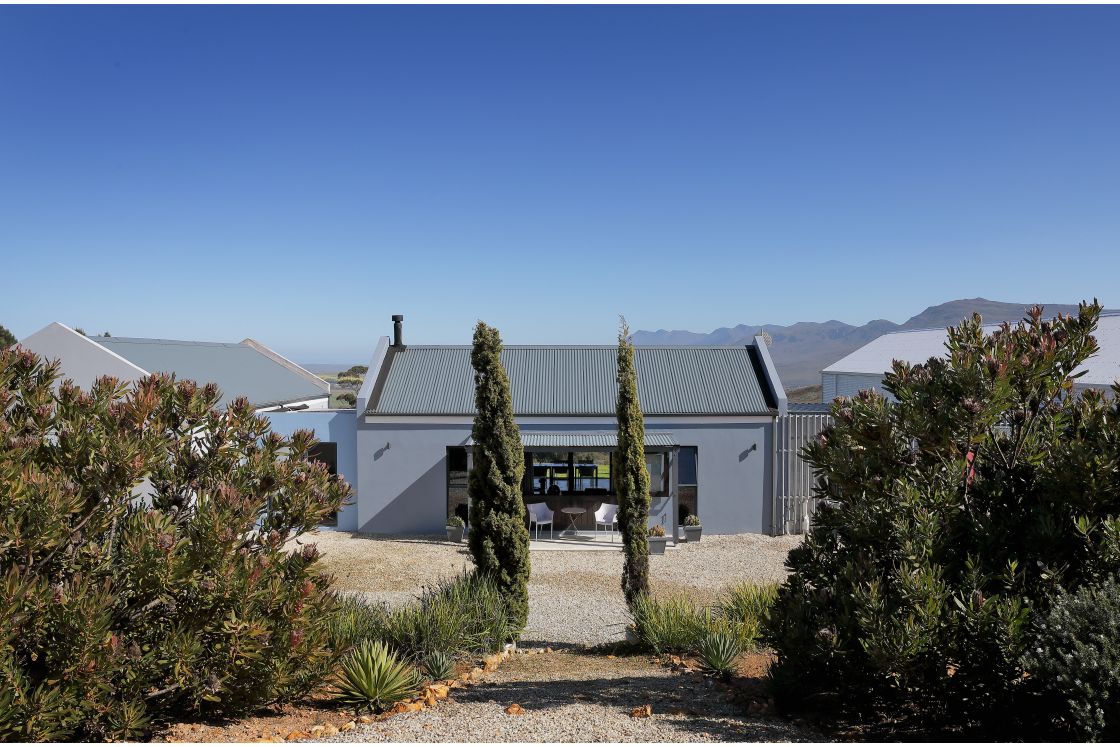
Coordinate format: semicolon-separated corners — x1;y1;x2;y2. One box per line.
324;650;817;743
311;532;800;647
305;532;815;742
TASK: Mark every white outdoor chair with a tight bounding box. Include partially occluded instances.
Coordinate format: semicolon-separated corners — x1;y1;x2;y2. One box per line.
594;502;619;541
527;502;554;540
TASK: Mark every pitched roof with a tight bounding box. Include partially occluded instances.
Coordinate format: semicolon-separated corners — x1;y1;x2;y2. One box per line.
367;344;777;416
823;313;1120;388
93;336;329;408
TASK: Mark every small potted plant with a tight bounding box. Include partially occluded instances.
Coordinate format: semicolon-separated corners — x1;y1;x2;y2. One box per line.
446;515;465;543
683;514;702;543
648;524;669;554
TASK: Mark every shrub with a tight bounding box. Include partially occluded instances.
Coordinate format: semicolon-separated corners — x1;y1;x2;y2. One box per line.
334;641;419;713
467;322;531;632
684;514;701;527
335;391;357;408
446;515;465;528
766;302;1120;728
422;651;457;682
630;594;708;654
328;595;391;655
0;348;349;740
378;573;513;661
631;584;776;657
719;581;777;648
1024;578;1120;740
698;625;744;679
648;524;666;538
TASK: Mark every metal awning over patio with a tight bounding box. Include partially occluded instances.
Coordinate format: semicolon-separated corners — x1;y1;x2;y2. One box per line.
466;431;678;449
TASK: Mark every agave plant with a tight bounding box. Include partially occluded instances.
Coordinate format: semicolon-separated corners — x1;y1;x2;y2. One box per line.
697;628;743;679
335;640;420;712
422;651;457;682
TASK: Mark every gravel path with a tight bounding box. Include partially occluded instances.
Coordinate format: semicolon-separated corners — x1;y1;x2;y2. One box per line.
324;651;817;743
312;531;800;647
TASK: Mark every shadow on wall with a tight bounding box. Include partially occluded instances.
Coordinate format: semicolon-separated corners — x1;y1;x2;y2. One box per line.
359;459;448;535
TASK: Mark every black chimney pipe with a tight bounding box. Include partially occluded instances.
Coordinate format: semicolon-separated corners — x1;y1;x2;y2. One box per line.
392;315;404;347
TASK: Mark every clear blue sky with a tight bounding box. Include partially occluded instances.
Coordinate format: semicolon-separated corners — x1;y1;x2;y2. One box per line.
2;5;1118;362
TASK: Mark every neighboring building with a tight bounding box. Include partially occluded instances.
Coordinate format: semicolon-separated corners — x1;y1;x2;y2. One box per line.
20;322;359;529
20;322;331;410
821;312;1120;402
352;319;788;537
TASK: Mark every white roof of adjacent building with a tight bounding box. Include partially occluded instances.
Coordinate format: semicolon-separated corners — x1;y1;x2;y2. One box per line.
21;323;329;409
823;313;1120;389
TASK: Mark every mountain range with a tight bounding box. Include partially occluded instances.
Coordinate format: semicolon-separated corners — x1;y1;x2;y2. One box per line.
633;298;1105;391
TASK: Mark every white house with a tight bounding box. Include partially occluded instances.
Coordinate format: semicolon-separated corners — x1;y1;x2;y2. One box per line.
821;312;1120;402
20;322;331;411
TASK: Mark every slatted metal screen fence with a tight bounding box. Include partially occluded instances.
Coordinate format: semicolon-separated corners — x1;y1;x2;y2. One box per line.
773;411;832;535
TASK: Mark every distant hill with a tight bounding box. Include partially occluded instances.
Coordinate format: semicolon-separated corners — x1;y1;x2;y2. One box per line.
634;298;1107;389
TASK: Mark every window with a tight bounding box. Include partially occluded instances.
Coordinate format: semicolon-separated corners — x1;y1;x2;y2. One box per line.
308;442;339;526
646;453;669;497
679;446;698;486
447;447;469;523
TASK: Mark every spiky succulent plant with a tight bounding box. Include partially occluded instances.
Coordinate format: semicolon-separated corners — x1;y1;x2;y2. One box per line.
335;641;420;712
697;629;743;679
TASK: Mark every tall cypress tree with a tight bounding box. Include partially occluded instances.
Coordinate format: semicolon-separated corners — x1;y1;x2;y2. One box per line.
616;317;650;608
467;321;531;632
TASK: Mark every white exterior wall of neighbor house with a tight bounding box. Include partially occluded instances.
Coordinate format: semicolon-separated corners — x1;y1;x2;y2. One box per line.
19;322;148;388
821;313;1120;402
355;415;776;536
822;371;888;402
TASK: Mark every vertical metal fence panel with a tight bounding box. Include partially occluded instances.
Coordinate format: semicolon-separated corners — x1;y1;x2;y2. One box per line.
773;412;831;535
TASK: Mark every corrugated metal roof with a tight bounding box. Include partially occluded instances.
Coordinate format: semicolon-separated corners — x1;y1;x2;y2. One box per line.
94;336;328;408
369;345;774;416
467;431;678;448
823;313;1120;388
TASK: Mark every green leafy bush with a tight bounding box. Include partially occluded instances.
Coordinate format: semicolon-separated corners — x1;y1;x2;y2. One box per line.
384;573;513;659
698;625;744;679
767;302;1120;729
631;582;776;656
684;514;701;527
630;594;708;654
720;582;777;640
422;651;457;682
328;595;391;655
328;573;512;667
0;348;349;741
446;515;465;528
1024;577;1120;740
631;583;776;657
334;640;419;712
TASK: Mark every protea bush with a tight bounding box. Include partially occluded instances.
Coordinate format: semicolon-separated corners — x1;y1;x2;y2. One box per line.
766;302;1120;733
0;347;349;741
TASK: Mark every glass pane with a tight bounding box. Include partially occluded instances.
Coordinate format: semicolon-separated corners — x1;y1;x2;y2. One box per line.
679;446;697;485
447;447;468;486
646;453;667;496
572;451;611;495
530;451;569;494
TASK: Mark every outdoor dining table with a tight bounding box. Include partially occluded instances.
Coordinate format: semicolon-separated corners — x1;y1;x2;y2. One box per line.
560;506;586;536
